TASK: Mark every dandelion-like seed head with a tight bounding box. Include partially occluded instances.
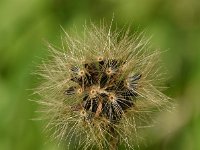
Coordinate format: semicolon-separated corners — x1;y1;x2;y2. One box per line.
35;21;172;150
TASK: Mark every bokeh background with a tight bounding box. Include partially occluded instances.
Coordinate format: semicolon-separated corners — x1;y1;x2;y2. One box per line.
0;0;200;150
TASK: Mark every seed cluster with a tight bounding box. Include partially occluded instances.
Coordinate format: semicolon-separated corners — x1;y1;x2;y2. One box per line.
36;23;173;150
65;58;142;123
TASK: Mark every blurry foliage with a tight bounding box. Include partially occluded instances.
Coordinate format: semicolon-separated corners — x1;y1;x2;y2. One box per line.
0;0;200;150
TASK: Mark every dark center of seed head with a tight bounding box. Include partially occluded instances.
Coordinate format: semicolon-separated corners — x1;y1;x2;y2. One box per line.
66;59;142;123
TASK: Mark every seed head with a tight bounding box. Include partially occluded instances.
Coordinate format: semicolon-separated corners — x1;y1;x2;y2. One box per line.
35;22;172;149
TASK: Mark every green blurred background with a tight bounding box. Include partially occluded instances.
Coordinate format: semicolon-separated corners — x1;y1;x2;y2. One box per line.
0;0;200;150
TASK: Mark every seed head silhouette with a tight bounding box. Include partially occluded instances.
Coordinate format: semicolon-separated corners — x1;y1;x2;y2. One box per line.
35;21;172;150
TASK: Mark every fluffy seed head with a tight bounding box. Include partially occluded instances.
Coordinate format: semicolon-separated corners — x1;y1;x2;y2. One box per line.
35;22;172;149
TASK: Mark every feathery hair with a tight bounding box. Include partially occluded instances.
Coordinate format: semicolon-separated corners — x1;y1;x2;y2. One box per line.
35;21;172;150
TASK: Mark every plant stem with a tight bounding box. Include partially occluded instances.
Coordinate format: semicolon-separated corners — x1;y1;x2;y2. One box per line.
109;126;118;150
